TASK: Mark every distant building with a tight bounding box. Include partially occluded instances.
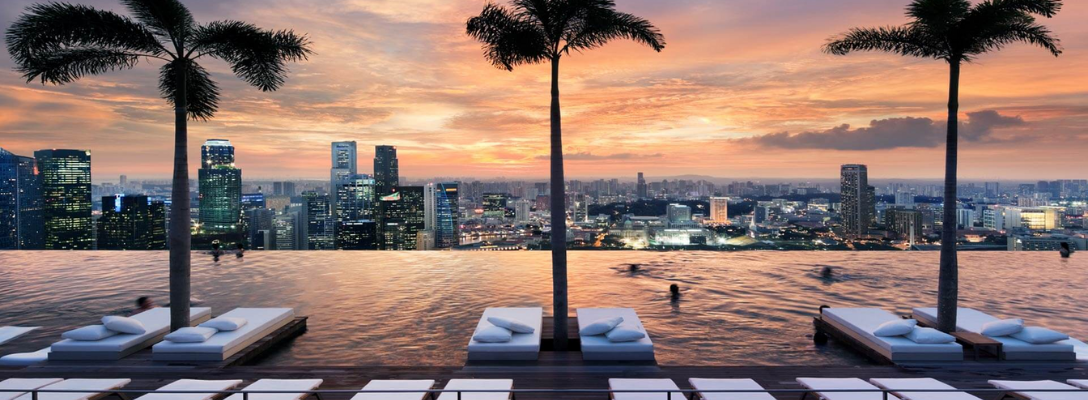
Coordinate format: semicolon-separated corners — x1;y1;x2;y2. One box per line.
0;148;42;249
709;197;729;224
36;149;93;249
666;203;692;227
482;193;508;219
1009;234;1086;251
636;172;647;199
373;145;399;196
894;191;915;209
378;186;425;250
416;230;435;250
433;182;460;249
330;141;358;222
885;208;923;243
245;208;275;249
274;208;305;250
840;164;870;238
336;219;377;250
335;175;376;248
303;191;334;250
97;195;166;250
984;182;1000;197
198;139;242;234
515;198;532;223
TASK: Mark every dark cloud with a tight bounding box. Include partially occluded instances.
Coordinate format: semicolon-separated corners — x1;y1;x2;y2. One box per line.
744;110;1025;150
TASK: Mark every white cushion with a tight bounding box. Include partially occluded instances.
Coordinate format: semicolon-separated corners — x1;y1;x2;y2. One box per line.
199;317;248;332
579;317;623;336
980;318;1024;336
165;327;219;343
486;317;534;334
873;319;917;337
102;316;146;334
606;325;647;342
62;325;118;341
906;327;956;344
472;326;512;343
1011;327;1069;344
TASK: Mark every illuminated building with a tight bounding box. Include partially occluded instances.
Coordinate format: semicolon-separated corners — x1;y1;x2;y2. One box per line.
197;139;242;234
432;182;459;248
709;197;729;224
97;194;166;250
482;193;508;219
303;191;334;249
840;164;869;238
336;220;377;250
0;148;42;249
378;186;424;250
35;149;93;249
374;145;399;196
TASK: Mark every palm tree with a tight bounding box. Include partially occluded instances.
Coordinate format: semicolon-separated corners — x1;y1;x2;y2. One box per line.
466;0;664;349
7;0;312;330
825;0;1061;332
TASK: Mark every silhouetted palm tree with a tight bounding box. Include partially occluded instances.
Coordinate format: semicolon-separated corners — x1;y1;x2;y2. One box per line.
7;0;312;330
825;0;1061;332
466;0;664;349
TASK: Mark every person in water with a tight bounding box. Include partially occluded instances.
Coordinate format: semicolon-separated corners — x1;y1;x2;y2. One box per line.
211;242;221;261
1060;242;1073;258
670;284;681;301
132;296;156;315
236;243;245;258
820;266;834;278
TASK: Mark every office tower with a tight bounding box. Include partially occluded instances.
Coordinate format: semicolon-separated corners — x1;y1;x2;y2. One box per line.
840;164;869;238
273;182;283;196
335;175;376;222
336;220;377;250
482;193;508;219
198;139;242;233
378;186;424;250
709;197;729;224
35;149;93;249
515;198;532;223
894;191;915;208
984;182;1000;197
241;193;266;210
97;194;166;250
424;183;437;232
433;182;459;249
416;230;435;250
303;191;334;250
274;206;306;250
374;145;399;196
753;205;770;225
636;172;647;199
0;149;43;249
245;208;275;249
570;194;588;223
119;174;127;188
957;208;976;229
666;203;692;227
330;141;358;188
866;185;877;224
885;208;923;243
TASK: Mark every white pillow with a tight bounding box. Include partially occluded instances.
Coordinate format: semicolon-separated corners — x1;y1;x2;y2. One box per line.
487;317;534;334
980;318;1024;336
101;316;146;334
579;317;624;336
905;327;956;344
605;324;646;342
1011;326;1069;344
164;327;219;343
472;326;512;343
199;317;248;332
873;319;917;337
62;325;118;341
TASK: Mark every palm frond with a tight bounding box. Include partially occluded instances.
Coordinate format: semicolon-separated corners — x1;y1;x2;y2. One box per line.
120;0;195;44
158;58;219;120
562;6;665;54
824;25;948;59
961;0;1061;57
907;0;971;31
13;48;143;84
466;3;550;70
969;18;1061;56
192;20;312;91
975;0;1062;18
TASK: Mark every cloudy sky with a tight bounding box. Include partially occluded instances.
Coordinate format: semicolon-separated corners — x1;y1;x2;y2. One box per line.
1;0;1086;181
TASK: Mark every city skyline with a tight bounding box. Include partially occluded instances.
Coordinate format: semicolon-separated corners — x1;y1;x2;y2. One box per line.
1;0;1086;180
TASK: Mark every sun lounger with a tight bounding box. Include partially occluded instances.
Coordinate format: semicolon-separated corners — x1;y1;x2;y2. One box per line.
913;308;1076;361
49;307;212;361
223;380;323;400
436;379;513;400
1069;381;1088;390
0;347;51;367
350;380;436;400
0;379;64;400
138;380;244;400
467;307;542;361
818;308;962;362
15;379;131;400
688;378;774;400
870;378;983;400
153;308;295;362
989;380;1088;400
577;308;655;361
609;379;684;400
797;377;882;400
0;327;38;346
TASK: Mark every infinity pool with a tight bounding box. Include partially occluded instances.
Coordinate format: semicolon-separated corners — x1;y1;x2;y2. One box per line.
0;251;1082;366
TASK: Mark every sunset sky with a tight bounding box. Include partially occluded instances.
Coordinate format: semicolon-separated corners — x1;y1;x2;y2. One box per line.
1;0;1086;182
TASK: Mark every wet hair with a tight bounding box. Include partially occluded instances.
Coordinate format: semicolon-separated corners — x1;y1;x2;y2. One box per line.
1061;242;1070;250
136;296;151;307
669;284;680;298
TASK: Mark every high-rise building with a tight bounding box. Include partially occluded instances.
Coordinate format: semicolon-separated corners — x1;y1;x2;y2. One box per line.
274;207;306;250
666;203;692;227
885;207;923;244
840;164;870;238
0;148;42;249
335;175;376;223
97;194;166;250
432;182;459;249
245;208;275;249
515;198;532;223
984;182;1000;197
336;220;377;250
482;193;508;219
709;197;729;224
894;191;915;208
378;186;424;250
636;172;647;199
35;149;93;249
330;141;358;188
198;139;242;234
303;191;334;250
373;145;399;196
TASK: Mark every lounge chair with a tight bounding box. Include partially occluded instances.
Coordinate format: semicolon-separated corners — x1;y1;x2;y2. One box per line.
989;380;1088;400
870;378;983;400
609;379;684;400
467;307;542;361
913;307;1076;361
0;327;38;346
137;380;244;400
0;379;64;400
817;308;963;362
224;380;323;400
796;377;883;400
688;378;774;400
350;380;436;400
435;379;513;400
0;347;50;367
153;308;295;362
1069;381;1088;390
577;308;655;361
16;379;131;400
49;307;212;361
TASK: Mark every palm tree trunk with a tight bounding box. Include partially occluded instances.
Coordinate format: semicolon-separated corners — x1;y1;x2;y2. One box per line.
169;57;192;331
549;55;569;350
936;59;961;333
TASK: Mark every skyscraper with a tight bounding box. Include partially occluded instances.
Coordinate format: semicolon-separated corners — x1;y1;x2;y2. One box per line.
373;145;399;196
515;198;532;223
709;197;729;224
984;181;1000;197
303;191;334;250
378;186;424;250
35;149;93;249
274;208;305;250
335;175;377;249
482;193;508;219
330;141;358;187
0;148;42;249
840;164;870;238
97;194;166;250
433;182;459;248
336;220;377;250
636;172;647;199
198;139;242;234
